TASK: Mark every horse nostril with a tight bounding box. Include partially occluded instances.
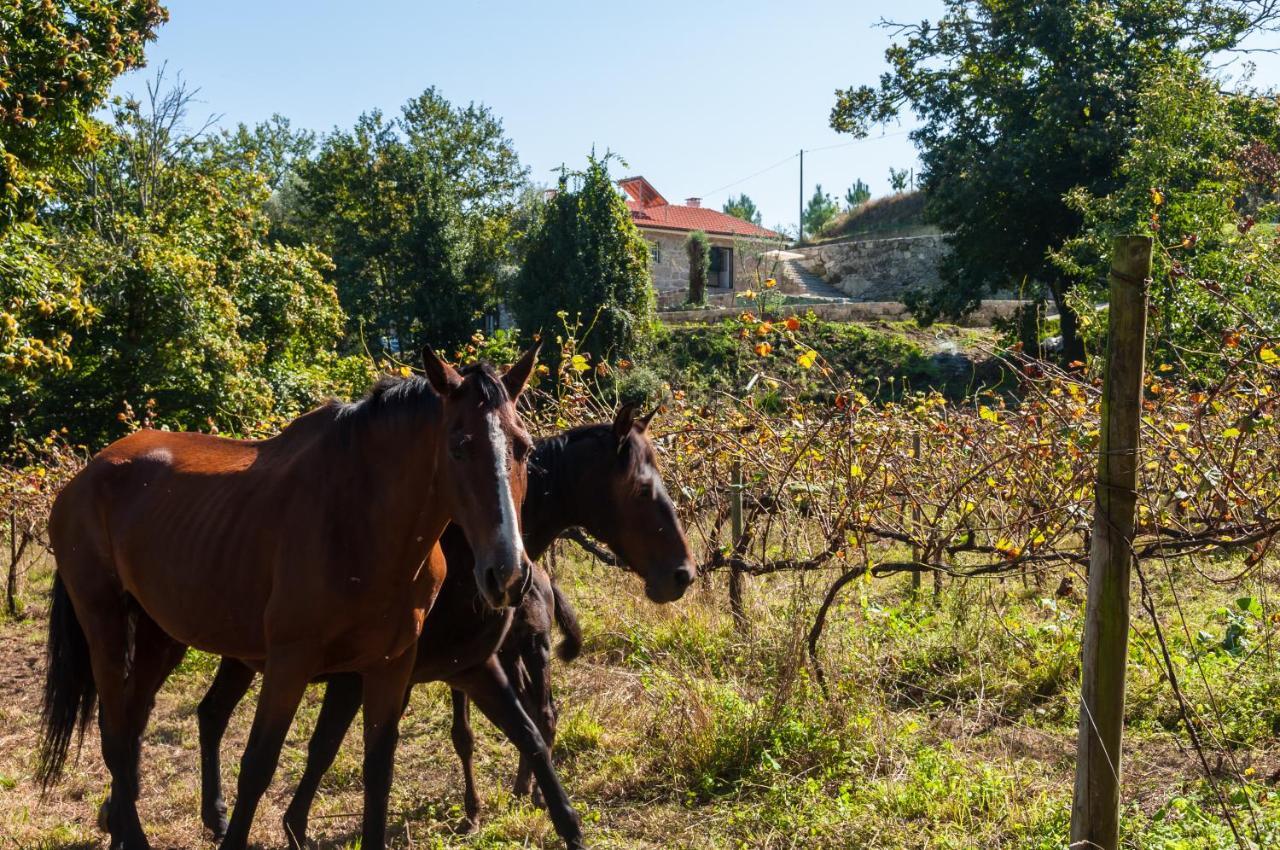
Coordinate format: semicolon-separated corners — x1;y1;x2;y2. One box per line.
674;566;694;589
484;567;503;605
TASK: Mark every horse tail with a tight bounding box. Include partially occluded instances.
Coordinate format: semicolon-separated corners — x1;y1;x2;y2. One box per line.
551;581;583;662
37;573;97;791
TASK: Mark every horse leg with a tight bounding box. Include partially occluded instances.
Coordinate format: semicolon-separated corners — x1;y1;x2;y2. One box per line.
513;633;556;805
217;649;312;850
196;658;256;839
453;656;583;850
281;673;363;849
98;613;187;835
449;688;481;832
73;597;146;850
359;647;417;850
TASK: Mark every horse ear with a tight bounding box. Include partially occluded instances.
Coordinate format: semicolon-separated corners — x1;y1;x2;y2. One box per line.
612;402;640;442
422;346;463;397
501;341;541;401
636;404;660;433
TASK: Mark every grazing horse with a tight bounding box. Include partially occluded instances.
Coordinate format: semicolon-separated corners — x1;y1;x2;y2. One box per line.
38;346;539;850
190;403;694;849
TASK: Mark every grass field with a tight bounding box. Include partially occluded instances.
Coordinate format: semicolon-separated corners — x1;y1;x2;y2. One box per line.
3;549;1280;849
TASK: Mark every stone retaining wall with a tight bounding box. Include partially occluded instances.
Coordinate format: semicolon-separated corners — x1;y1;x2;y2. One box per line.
660;299;1023;327
798;234;950;301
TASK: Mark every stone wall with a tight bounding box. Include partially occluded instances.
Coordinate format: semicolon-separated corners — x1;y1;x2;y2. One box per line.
660;299;1023;327
798;234;950;302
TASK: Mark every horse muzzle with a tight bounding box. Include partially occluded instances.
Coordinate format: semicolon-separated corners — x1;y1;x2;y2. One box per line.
476;549;531;609
645;560;696;603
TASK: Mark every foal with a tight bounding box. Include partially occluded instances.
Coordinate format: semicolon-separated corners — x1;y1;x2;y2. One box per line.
192;403;694;848
40;347;538;850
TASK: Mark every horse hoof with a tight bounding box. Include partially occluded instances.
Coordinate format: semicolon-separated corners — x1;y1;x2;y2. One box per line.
282;814;308;849
454;816;481;835
202;807;229;841
531;789;546;810
97;798;111;833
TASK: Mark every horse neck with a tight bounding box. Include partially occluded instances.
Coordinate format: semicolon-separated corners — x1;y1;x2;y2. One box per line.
339;397;449;553
522;433;597;559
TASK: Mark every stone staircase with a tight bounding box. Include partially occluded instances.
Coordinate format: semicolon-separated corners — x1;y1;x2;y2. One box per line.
771;251;849;301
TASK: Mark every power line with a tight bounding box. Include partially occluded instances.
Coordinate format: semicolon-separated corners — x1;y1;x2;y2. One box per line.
699;152;798;200
699;129;914;200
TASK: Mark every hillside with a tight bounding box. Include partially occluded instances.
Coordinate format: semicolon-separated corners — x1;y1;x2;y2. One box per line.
814;191;937;243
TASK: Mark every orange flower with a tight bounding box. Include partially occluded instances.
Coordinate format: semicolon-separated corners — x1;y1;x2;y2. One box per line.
754;342;773;357
764;277;777;288
784;316;800;332
739;311;757;323
756;321;773;336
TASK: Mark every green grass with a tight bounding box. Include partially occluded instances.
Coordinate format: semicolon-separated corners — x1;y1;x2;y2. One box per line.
4;548;1279;848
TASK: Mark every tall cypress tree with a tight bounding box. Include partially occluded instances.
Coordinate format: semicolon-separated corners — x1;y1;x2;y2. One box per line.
513;153;653;362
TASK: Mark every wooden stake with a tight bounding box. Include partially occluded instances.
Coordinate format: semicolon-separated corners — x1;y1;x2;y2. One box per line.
1070;236;1151;849
729;462;746;626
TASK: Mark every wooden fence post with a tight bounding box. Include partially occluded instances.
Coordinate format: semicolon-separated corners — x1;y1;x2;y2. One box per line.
729;462;746;625
910;432;922;596
6;513;18;618
1070;235;1151;849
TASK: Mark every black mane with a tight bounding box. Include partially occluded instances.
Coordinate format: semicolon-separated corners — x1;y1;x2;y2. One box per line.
331;362;509;436
332;374;441;434
529;422;647;496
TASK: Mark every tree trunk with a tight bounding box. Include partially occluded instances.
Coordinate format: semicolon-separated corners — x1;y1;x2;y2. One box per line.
1049;280;1087;367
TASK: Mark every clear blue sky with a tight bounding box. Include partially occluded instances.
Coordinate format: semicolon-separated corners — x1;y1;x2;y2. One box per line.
112;1;1280;233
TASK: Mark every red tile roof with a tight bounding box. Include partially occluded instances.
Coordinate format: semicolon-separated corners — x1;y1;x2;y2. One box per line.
619;175;779;239
627;201;780;239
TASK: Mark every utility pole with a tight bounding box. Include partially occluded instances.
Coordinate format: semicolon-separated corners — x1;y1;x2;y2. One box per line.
797;148;804;244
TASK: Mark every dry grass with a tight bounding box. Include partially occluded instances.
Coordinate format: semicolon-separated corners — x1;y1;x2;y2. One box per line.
4;549;1279;849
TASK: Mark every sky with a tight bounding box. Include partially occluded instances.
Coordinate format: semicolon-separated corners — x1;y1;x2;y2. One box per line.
111;1;1280;233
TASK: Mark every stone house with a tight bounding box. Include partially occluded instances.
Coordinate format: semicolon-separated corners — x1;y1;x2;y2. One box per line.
620;176;782;307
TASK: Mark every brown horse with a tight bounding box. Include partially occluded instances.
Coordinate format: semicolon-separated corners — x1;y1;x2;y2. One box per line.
186;404;693;849
38;346;539;850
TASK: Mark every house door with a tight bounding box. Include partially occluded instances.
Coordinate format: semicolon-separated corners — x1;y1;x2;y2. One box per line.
709;247;732;288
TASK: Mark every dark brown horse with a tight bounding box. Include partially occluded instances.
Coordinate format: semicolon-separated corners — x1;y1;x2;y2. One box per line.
38;346;539;850
188;404;694;848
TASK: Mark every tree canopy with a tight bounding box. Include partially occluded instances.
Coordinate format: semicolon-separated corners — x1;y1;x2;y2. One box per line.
0;0;168;424
723;193;762;225
831;0;1280;362
291;90;528;359
845;179;871;209
803;184;839;239
22;79;354;445
512;153;654;364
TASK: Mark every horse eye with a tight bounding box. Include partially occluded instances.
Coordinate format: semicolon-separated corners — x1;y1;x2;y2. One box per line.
449;434;471;461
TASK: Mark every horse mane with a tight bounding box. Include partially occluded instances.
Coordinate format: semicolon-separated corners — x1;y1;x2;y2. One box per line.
530;422;647;495
322;362;508;439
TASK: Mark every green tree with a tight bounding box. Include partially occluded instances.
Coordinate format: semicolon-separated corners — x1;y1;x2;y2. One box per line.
0;0;167;413
28;79;350;445
685;230;710;306
1053;60;1280;370
802;184;839;239
207;113;316;192
888;168;910;193
295;89;527;356
830;0;1280;364
513;152;654;363
723;194;762;225
845;179;871;209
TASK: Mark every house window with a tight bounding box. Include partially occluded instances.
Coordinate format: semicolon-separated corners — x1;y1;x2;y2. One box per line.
648;240;662;264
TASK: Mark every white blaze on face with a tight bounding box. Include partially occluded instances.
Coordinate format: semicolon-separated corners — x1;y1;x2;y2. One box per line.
487;412;524;558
